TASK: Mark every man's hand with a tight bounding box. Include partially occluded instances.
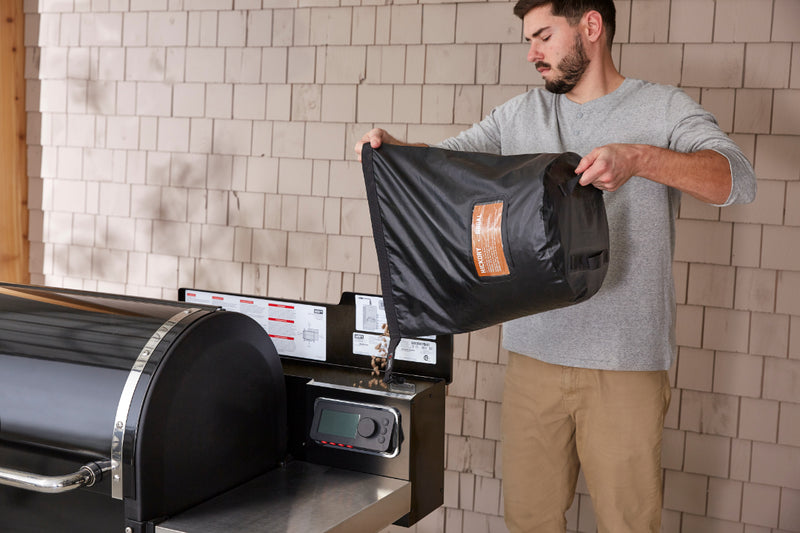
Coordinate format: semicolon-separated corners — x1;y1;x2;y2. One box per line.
574;144;732;204
575;144;641;192
354;128;399;161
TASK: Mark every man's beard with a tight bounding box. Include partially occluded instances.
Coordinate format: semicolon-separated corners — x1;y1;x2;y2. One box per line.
537;33;590;94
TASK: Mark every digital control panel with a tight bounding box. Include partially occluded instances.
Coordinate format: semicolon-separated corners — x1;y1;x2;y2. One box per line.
309;398;400;457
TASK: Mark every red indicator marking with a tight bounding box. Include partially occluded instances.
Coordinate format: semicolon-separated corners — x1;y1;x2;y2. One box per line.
269;303;294;309
187;292;196;297
240;299;254;304
269;334;294;341
212;296;224;300
268;317;294;324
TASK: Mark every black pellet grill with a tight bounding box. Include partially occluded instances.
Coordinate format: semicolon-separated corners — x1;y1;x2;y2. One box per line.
0;283;452;533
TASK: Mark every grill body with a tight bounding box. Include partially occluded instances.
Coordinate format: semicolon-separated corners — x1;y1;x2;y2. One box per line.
0;284;286;533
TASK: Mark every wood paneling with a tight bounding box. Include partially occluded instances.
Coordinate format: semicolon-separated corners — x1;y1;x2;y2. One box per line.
0;1;29;284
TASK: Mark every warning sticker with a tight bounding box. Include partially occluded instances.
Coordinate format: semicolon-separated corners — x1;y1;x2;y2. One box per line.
471;201;510;277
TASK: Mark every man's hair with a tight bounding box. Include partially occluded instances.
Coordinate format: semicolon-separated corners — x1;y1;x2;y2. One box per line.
513;0;616;49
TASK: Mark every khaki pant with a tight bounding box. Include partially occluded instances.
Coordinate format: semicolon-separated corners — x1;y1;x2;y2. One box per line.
501;352;671;533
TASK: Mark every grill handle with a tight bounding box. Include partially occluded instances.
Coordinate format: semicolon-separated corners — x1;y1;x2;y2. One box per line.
0;460;113;494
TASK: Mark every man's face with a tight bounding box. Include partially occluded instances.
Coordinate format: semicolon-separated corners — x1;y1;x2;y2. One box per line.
523;5;590;94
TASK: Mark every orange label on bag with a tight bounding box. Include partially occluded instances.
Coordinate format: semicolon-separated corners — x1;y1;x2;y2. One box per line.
471;202;510;277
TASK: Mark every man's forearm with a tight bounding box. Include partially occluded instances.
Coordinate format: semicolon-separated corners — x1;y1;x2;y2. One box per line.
636;145;732;205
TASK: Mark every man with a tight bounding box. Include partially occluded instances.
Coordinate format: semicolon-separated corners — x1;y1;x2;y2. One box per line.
355;1;756;531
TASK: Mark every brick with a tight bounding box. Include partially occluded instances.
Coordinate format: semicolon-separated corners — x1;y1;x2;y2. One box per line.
321;85;356;123
185;48;224;82
451;85;482;127
742;482;780;528
160;187;188;222
462;398;485;438
739;397;779;445
323;46;365;84
707;477;742;522
663;470;707;514
326;234;361;273
773;90;800;135
422;4;455;44
289;84;320;122
753;135;800;180
792;316;800;360
674;219;732;264
750;312;789;358
307;8;351;47
687;264;735;308
148;11;186;46
680;390;739;437
425;45;476;85
745;44;792;89
449;359;477;398
713;351;763;398
677;347;714;391
80;13;122;46
780;488;800;532
260;49;287;84
628;0;668;42
391;85;421;124
287;232;327;269
762;225;800;270
676;304;703;348
228;191;265;228
475;362;504;403
620;44;683;86
304;122;345;161
764;357;800;403
468;326;500;363
703;307;750;353
661;428;684;470
226;48;262;84
714;0;772;43
421;85;454;124
685;432;730;478
357;85;393;123
352;6;375;46
793;44;800;89
251;229;287;265
338;198;370;237
271;122;304;159
498;44;532;86
473;475;500;515
265;85;291;121
456;3;520;44
701;89;735;133
773;0;800;42
680;193;720;221
731;223;762;268
682;44;745;88
733;89;772;134
778;402;800;447
243;156;277;194
786;182;800;226
200;224;234;261
734;268;776;313
389;5;421;45
669;0;714;43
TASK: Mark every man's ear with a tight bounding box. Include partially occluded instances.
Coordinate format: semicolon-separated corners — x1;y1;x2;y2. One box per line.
583;10;604;44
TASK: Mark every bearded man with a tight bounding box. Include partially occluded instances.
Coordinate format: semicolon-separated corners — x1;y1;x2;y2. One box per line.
355;1;756;531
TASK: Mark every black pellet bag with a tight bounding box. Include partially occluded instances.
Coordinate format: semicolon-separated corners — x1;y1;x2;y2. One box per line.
361;144;609;339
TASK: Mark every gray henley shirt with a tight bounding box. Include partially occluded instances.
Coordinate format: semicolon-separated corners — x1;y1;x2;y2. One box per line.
438;78;756;371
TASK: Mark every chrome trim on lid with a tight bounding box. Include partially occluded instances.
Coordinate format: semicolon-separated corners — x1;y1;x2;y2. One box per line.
110;308;201;500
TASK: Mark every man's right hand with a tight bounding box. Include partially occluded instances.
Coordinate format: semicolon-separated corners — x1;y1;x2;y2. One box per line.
354;128;399;161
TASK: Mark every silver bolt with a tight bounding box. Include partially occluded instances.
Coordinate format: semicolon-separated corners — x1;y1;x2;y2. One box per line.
125;528;133;533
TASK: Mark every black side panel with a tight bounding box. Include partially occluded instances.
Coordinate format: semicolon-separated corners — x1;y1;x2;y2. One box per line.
129;311;287;524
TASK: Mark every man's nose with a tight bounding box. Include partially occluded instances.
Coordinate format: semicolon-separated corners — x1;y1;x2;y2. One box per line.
527;42;542;63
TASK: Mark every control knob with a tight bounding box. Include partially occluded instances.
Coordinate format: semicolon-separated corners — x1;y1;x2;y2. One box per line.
357;417;377;438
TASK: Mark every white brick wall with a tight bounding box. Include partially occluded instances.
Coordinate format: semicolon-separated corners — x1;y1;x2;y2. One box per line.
22;1;800;532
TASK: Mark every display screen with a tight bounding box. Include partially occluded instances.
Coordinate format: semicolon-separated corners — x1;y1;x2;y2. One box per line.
317;409;360;439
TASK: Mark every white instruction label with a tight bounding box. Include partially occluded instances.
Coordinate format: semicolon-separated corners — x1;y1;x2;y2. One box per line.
352;333;437;365
183;289;327;361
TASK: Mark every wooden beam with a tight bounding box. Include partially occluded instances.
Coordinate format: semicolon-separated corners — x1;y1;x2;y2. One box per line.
0;0;29;284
